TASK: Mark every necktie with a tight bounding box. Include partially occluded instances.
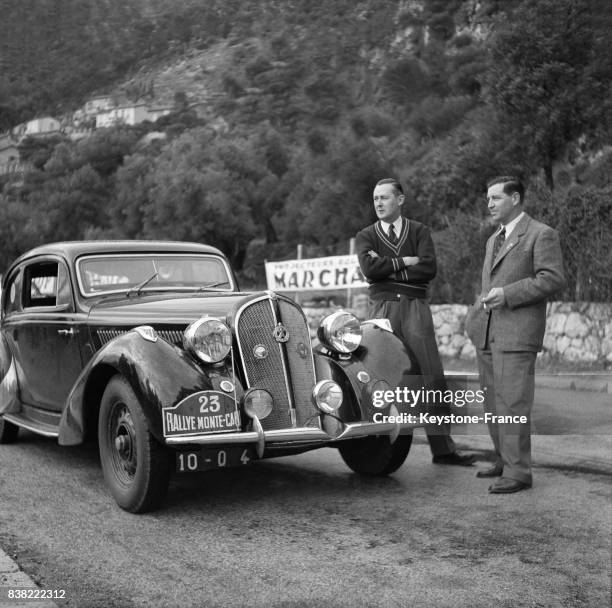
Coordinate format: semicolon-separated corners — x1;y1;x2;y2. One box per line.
492;227;506;260
388;224;398;245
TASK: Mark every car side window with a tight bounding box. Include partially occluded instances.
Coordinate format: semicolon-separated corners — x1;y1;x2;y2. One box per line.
23;261;72;309
3;269;23;316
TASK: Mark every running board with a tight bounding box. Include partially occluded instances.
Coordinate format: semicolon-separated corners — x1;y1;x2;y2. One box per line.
3;413;59;438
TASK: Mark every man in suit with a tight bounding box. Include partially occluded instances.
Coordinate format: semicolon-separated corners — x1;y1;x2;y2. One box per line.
356;177;475;466
466;175;565;493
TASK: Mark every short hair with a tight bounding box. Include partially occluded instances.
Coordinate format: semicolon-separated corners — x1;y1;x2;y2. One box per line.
487;175;524;203
375;177;404;196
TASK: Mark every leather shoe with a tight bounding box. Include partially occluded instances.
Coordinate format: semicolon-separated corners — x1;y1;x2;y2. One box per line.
488;477;531;494
432;451;476;466
476;464;503;478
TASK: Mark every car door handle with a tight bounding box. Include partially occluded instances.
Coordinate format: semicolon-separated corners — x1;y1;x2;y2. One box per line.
58;328;77;337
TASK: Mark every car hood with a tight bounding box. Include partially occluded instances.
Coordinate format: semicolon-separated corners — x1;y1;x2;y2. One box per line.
87;291;262;327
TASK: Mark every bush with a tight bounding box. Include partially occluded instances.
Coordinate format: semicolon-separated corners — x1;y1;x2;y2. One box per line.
533;182;612;301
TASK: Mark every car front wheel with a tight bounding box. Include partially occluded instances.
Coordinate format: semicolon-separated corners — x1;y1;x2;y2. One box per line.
338;433;413;476
0;415;19;444
98;376;172;513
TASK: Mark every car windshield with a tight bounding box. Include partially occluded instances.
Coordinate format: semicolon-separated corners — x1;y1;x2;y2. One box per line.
77;254;233;297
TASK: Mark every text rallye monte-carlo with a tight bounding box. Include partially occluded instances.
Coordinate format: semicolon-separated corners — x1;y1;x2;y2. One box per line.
0;241;424;512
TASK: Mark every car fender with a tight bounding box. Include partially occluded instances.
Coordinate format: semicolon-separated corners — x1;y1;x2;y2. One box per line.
315;323;422;423
0;334;19;416
58;330;243;446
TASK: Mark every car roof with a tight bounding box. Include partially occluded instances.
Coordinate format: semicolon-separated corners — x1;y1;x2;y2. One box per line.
8;240;226;269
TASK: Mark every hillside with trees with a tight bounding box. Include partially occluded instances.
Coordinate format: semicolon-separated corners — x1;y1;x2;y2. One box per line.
1;0;611;301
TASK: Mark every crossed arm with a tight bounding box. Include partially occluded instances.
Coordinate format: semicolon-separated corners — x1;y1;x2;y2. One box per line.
355;226;437;282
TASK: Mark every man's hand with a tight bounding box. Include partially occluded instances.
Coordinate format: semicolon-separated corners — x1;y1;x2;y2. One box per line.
402;256;419;266
367;250;380;258
481;287;505;310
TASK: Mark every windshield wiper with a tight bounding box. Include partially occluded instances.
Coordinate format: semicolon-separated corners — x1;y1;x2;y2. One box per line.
197;281;230;292
126;272;158;297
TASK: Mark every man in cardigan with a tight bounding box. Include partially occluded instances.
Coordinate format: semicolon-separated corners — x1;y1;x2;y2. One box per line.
466;175;565;493
356;177;474;466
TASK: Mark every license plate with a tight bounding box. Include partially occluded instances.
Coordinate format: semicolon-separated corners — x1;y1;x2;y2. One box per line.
163;390;240;438
176;447;255;473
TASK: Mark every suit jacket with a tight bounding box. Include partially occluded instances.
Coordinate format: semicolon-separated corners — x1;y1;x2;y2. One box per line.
466;213;565;352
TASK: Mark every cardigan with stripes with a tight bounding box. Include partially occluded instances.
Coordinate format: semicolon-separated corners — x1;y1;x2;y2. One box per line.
355;217;437;299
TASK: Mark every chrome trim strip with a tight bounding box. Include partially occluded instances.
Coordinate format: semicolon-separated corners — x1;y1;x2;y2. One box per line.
229;347;241;427
388;404;401;444
164;427;330;446
3;414;59;438
335;419;418;441
265;428;330;441
166;431;260;446
269;297;295;413
252;415;265;458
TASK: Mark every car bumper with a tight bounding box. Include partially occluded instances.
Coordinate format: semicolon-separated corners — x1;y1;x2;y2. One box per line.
164;407;419;457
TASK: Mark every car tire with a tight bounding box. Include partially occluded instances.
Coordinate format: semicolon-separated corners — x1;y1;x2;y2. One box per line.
338;434;413;476
98;376;172;513
0;416;19;444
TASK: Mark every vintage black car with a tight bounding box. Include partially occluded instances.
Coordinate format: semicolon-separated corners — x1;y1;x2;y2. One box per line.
0;241;421;512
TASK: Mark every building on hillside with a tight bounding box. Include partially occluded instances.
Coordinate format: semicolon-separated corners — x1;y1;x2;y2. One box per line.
0;134;19;166
95;102;173;128
96;103;149;128
11;117;61;140
0;134;28;180
66;127;95;141
73;96;115;128
84;96;115;115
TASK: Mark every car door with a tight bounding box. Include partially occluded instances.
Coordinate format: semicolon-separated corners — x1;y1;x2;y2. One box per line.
5;257;85;413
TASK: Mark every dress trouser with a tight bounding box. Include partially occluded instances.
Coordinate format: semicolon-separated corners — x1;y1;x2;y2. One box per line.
476;348;536;484
369;295;455;456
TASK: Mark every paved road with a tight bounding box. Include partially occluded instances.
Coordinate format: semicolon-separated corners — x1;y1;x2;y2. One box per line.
0;386;610;608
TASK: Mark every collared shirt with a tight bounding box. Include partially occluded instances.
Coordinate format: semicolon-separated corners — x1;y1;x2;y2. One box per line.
497;211;525;239
380;216;404;238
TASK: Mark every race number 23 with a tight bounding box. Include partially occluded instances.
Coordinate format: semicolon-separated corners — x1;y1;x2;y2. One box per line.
199;393;220;413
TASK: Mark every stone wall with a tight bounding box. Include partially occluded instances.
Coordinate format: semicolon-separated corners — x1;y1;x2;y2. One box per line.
303;301;612;365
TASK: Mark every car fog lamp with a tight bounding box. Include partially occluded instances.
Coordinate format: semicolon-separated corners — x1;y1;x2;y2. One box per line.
243;389;273;420
313;380;343;414
183;317;232;364
317;311;362;353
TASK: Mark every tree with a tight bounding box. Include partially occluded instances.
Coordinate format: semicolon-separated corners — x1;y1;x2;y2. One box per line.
485;0;612;189
279;131;388;247
114;126;289;269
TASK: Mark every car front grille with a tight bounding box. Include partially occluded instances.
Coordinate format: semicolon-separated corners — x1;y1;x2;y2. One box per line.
235;295;320;431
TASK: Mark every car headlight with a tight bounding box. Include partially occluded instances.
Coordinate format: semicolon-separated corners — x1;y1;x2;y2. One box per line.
183;317;232;364
317;310;362;353
243;389;273;420
312;380;343;413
